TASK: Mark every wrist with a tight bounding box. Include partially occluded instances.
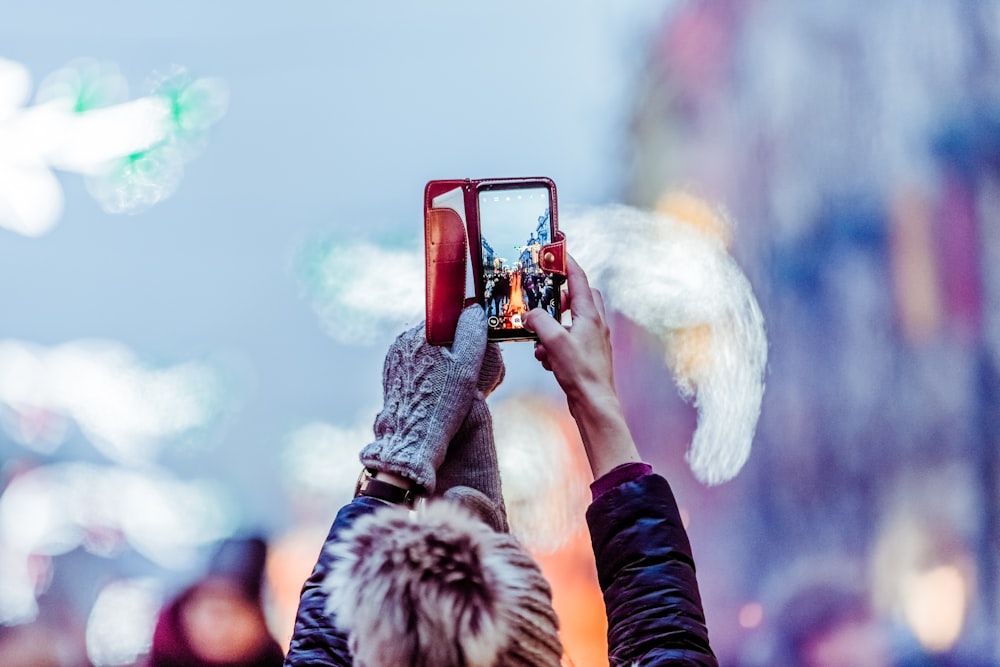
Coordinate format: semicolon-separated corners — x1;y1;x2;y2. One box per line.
567;393;641;479
566;389;625;440
371;470;417;490
355;468;422;507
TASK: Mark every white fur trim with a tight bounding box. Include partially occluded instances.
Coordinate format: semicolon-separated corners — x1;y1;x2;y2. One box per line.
322;500;552;667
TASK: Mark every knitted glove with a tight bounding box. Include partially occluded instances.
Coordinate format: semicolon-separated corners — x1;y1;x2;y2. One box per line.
359;305;488;493
477;340;505;399
437;342;509;532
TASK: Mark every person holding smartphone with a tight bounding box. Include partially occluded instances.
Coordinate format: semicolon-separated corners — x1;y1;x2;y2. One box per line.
284;255;717;666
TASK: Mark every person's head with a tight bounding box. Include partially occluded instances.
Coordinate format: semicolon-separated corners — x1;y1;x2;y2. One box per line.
206;534;269;600
148;577;284;667
148;536;284;667
323;500;563;667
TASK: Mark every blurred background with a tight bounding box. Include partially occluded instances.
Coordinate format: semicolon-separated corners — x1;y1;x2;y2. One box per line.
1;1;998;665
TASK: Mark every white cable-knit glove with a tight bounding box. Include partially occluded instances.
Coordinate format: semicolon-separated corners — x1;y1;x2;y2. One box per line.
359;305;488;493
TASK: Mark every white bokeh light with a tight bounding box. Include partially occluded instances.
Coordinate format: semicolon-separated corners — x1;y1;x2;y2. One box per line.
282;419;376;507
0;462;235;625
566;204;767;484
298;239;425;345
86;578;162;667
0;545;44;625
0;57;227;236
493;394;592;553
0;339;223;464
0;462;234;568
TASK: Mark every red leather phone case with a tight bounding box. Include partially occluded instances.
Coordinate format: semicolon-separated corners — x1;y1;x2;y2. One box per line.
424;178;567;345
424;206;468;346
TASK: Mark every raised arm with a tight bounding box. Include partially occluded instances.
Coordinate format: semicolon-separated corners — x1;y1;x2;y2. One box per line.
524;256;640;479
525;255;718;666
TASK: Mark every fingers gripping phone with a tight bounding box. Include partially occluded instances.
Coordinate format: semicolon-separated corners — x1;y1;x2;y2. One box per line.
424;177;566;344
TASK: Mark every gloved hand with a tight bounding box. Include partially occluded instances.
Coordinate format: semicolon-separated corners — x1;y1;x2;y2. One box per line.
359;305;488;493
437;341;509;532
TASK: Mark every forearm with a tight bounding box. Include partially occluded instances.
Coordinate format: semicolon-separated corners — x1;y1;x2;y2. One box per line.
565;389;641;480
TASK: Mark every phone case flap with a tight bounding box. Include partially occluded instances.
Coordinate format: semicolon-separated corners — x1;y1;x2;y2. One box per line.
538;231;568;277
424;207;468;346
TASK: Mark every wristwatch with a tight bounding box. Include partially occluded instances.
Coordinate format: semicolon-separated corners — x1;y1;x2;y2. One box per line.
354;468;419;507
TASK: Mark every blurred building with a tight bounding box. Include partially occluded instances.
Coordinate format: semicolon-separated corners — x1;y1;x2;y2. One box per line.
624;1;1000;663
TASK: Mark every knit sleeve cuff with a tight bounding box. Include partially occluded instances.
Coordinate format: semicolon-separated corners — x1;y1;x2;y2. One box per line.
590;461;653;501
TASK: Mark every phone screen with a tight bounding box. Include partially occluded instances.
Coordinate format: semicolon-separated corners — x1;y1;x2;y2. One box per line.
476;183;559;340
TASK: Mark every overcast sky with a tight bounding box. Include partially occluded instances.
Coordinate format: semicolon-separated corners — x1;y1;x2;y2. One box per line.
0;1;673;529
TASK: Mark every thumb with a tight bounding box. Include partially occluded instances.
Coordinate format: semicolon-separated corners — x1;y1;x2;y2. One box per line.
449;304;488;364
478;343;505;396
525;308;565;347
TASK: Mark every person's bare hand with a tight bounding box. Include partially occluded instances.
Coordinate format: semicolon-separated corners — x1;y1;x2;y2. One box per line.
525;255;615;406
524;255;640;478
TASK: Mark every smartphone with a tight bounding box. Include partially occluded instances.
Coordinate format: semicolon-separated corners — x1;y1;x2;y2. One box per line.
474;178;561;342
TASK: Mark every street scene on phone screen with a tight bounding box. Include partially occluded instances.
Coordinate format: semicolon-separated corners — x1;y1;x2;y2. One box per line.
479;188;557;332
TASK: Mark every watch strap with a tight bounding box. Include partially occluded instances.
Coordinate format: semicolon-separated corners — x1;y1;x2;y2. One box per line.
355;469;418;507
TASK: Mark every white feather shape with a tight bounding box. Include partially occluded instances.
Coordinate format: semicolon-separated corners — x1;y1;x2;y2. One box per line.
564;204;768;484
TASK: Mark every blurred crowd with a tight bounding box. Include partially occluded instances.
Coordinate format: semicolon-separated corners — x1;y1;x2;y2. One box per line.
624;0;1000;664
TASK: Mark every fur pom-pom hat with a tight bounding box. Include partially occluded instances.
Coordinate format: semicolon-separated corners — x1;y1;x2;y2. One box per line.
323;500;563;667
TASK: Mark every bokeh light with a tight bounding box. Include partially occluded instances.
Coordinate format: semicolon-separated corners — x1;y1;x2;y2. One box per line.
492;393;592;553
85;578;161;667
903;564;968;654
281;419;373;508
0;462;235;567
0;545;46;626
0;339;224;465
0;57;226;236
873;501;977;656
739;602;764;630
565;204;767;484
0;59;31;117
266;525;330;652
296;237;425;345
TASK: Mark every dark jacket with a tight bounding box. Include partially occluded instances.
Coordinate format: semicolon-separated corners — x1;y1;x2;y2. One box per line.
285;470;717;666
284;497;382;666
587;467;718;666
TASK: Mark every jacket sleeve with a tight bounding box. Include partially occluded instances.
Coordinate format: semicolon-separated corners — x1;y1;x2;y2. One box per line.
284;496;386;666
586;472;718;667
